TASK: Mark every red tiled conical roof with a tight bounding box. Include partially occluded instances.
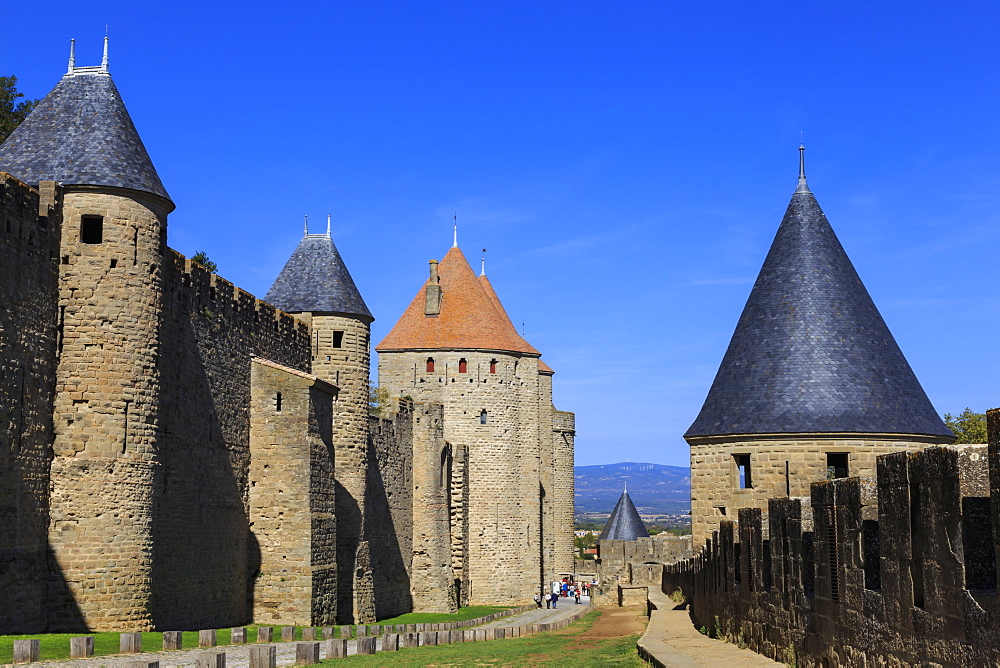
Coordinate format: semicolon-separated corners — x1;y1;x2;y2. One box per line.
377;246;540;355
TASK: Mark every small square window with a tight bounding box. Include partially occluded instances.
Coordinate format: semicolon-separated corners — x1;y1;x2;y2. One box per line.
827;453;849;479
734;454;752;489
81;215;103;244
333;331;344;348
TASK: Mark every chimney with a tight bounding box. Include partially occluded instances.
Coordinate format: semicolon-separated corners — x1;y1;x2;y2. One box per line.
424;259;442;316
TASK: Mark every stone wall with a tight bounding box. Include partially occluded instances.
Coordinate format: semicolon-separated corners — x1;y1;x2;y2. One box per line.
552;409;576;576
665;427;1000;667
379;350;547;605
591;535;692;606
688;434;944;545
248;358;336;625
0;176;61;633
149;253;311;630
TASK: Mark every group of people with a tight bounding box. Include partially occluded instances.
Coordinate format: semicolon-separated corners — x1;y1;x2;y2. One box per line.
533;578;591;609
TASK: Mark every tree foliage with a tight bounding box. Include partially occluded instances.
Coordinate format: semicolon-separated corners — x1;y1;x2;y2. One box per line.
574;533;597;559
943;408;987;444
369;382;391;416
0;76;38;145
190;251;218;273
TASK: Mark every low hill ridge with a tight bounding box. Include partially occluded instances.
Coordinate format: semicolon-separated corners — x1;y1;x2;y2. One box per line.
575;462;690;515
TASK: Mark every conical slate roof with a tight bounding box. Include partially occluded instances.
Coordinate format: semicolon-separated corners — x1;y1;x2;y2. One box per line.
598;489;649;541
0;70;170;203
686;157;952;439
376;246;539;354
264;233;372;320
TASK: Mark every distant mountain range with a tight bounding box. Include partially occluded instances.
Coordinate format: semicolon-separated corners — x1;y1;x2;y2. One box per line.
575;462;690;516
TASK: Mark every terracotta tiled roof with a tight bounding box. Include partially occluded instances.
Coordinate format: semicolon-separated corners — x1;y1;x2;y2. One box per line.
538;359;554;374
377;246;540;355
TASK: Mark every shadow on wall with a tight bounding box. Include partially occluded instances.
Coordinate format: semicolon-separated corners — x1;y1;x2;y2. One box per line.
365;428;412;620
335;479;362;624
149;270;262;630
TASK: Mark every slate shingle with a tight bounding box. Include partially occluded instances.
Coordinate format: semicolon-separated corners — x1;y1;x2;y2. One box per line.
686;189;952;438
0;71;170;203
598;490;649;541
264;235;372;320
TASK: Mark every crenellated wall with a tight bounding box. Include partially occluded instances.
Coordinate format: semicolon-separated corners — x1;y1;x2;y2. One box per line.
0;175;61;633
664;418;1000;667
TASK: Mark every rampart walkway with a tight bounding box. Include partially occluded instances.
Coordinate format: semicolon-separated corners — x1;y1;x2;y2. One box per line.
637;589;782;667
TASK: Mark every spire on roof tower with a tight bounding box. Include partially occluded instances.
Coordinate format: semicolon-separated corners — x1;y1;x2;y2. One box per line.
101;31;109;72
67;39;76;75
326;213;332;238
453;211;458;248
303;215;309;237
796;143;811;194
480;248;486;276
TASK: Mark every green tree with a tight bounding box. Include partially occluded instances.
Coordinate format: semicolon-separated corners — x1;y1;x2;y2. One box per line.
190;251;218;273
943;408;987;444
0;76;39;144
369;382;391;416
574;533;597;559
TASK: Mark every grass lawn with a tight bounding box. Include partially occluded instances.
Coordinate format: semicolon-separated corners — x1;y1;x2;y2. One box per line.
0;626;310;663
375;606;510;625
316;610;645;666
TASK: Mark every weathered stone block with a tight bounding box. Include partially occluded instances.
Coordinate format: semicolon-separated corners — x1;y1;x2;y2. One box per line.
356;636;376;655
163;631;182;650
194;651;225;668
323;639;348;658
401;633;418;648
257;627;273;643
231;628;247;644
13;639;39;664
199;630;217;647
281;626;295;642
302;628;317;641
70;636;94;658
120;633;143;654
321;627;334;639
295;642;320;665
249;645;276;668
381;633;399;651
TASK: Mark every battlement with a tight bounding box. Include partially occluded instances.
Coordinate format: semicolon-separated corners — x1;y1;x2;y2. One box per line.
664;413;1000;666
166;248;309;338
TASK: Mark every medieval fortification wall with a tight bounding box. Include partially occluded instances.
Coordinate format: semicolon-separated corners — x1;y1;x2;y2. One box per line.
664;414;1000;667
0;176;61;633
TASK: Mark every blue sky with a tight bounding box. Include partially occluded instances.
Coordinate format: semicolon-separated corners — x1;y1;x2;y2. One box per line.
6;1;1000;466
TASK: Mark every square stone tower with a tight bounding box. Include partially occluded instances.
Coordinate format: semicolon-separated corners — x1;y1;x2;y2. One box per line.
376;243;575;606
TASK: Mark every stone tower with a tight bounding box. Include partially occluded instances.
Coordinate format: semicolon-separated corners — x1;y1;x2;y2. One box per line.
264;217;374;623
684;147;954;545
0;40;174;628
377;242;574;606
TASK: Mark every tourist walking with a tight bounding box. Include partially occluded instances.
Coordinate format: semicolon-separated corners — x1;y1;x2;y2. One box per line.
550;591;559;609
574;588;581;604
534;593;542;608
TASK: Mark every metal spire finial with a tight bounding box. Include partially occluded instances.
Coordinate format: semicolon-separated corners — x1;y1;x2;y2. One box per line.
326;213;331;238
101;30;109;72
452;210;458;248
795;142;811;194
67;39;76;74
303;215;309;237
480;248;486;276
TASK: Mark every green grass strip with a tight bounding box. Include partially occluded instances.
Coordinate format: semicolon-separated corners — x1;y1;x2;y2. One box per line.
374;605;510;625
316;611;645;666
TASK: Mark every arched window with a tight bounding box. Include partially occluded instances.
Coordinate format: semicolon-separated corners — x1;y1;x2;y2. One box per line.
458;358;468;373
480;410;488;425
426;357;435;372
489;359;497;374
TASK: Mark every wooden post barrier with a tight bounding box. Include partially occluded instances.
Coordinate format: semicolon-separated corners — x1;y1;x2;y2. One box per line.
70;636;95;658
302;627;317;641
295;642;320;665
12;639;39;664
120;632;143;654
163;631;183;650
323;638;348;659
194;651;226;668
369;624;381;636
419;631;436;646
231;627;247;644
199;629;217;647
321;626;334;639
249;645;276;668
381;633;399;651
356;624;367;637
401;632;418;648
281;626;295;642
122;662;159;668
257;627;273;643
464;629;476;642
356;636;376;655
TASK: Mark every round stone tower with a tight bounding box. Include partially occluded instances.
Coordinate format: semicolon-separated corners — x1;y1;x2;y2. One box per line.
264;215;373;622
0;40;175;629
685;147;955;546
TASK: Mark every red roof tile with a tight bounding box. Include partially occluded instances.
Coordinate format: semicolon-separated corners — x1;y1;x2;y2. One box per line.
377;246;540;355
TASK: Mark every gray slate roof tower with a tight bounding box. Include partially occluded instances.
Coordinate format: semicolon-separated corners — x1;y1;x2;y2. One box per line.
264;218;373;320
686;147;951;439
0;40;171;207
598;489;649;541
